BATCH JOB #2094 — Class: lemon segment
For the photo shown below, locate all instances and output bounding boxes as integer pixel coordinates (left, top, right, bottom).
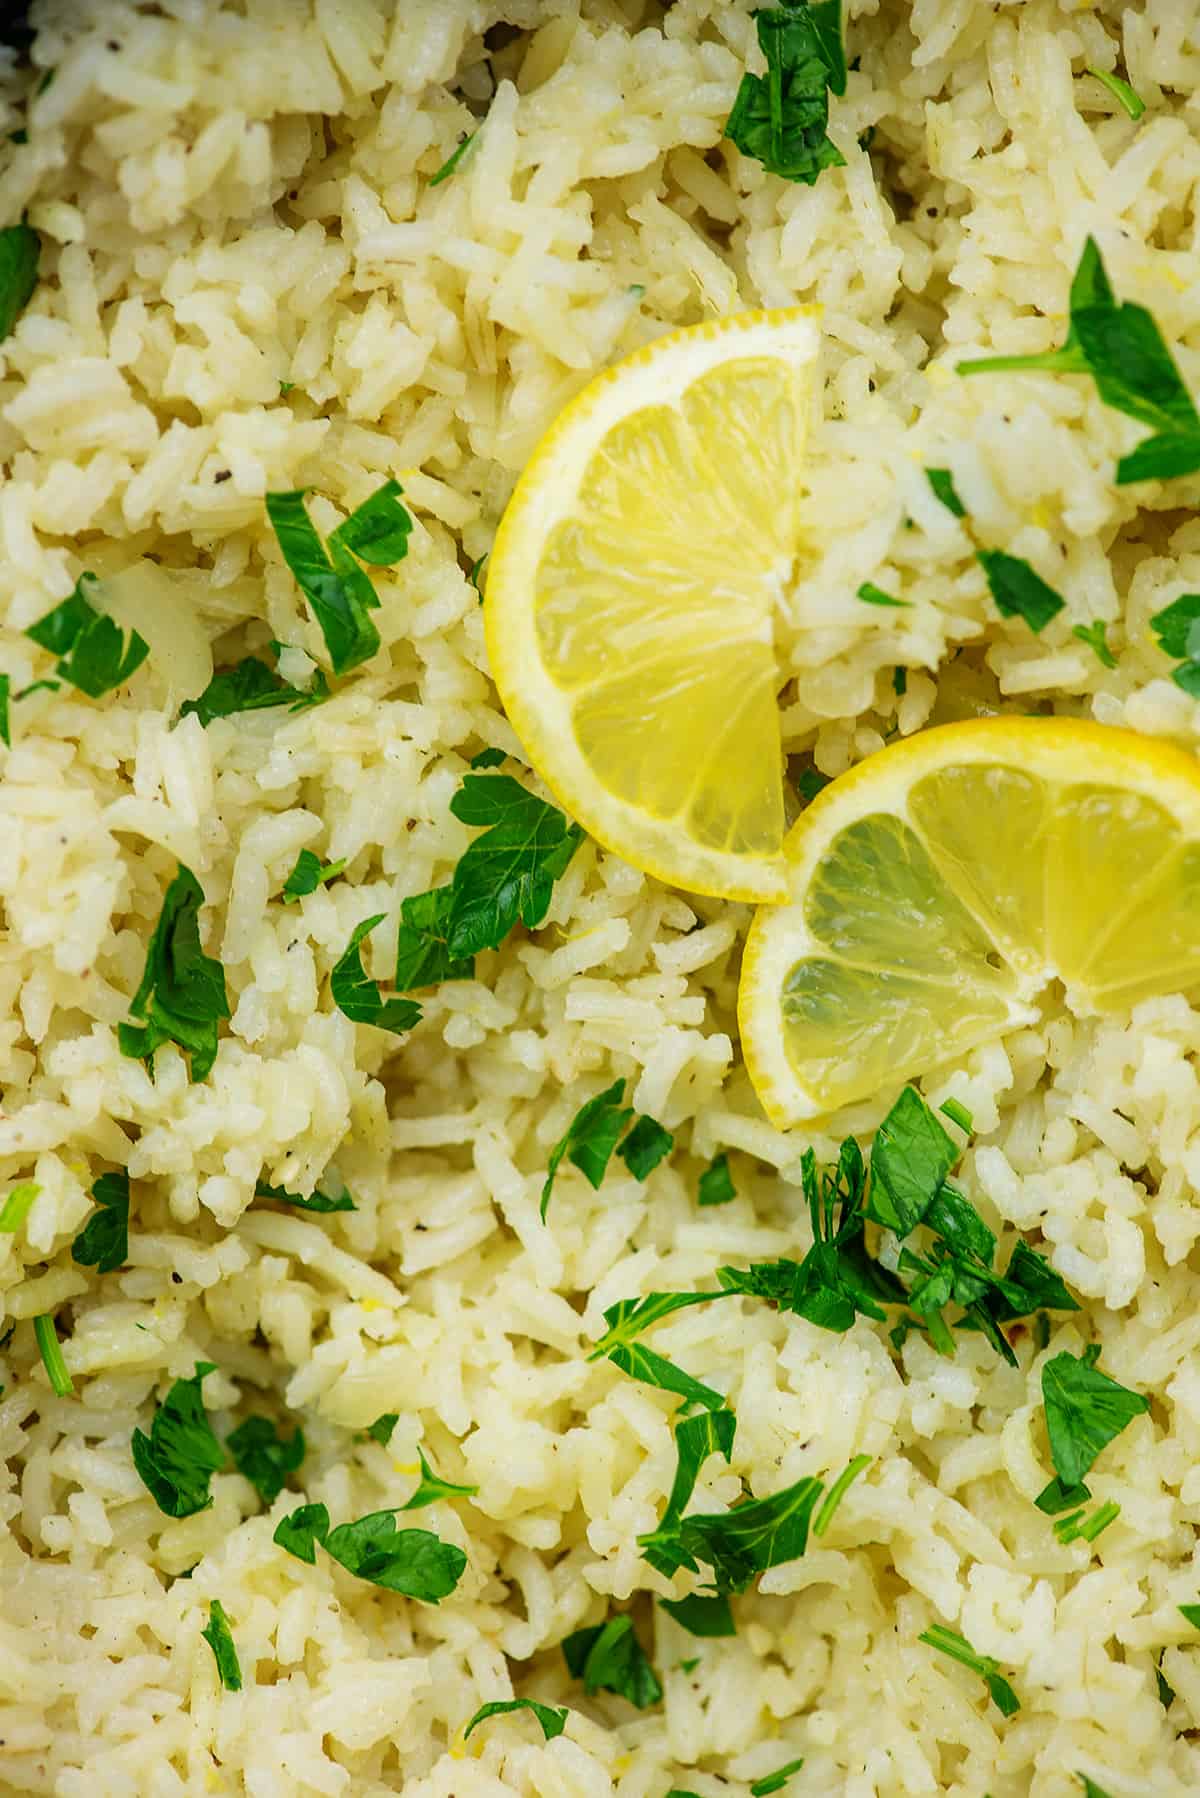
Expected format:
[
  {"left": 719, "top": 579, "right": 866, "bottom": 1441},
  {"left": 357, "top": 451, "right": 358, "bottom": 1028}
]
[
  {"left": 739, "top": 718, "right": 1200, "bottom": 1124},
  {"left": 485, "top": 310, "right": 823, "bottom": 901}
]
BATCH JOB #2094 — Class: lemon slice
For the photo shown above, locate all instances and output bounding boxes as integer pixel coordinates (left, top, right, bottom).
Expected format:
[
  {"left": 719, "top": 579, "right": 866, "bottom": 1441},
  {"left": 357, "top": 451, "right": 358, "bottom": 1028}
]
[
  {"left": 739, "top": 718, "right": 1200, "bottom": 1123},
  {"left": 484, "top": 309, "right": 822, "bottom": 902}
]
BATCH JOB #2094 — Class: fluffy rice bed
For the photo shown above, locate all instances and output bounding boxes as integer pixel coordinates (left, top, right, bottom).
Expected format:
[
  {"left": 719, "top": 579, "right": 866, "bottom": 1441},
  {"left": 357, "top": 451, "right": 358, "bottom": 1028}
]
[{"left": 2, "top": 2, "right": 1200, "bottom": 1795}]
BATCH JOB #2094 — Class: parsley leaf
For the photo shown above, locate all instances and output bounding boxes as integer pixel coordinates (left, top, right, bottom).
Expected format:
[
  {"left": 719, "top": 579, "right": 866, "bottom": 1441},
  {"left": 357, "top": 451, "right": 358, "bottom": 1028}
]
[
  {"left": 394, "top": 886, "right": 474, "bottom": 990},
  {"left": 542, "top": 1078, "right": 633, "bottom": 1219},
  {"left": 812, "top": 1453, "right": 871, "bottom": 1535},
  {"left": 0, "top": 221, "right": 39, "bottom": 338},
  {"left": 118, "top": 865, "right": 230, "bottom": 1083},
  {"left": 725, "top": 1, "right": 847, "bottom": 186},
  {"left": 659, "top": 1592, "right": 736, "bottom": 1637},
  {"left": 0, "top": 673, "right": 9, "bottom": 748},
  {"left": 1041, "top": 1345, "right": 1149, "bottom": 1487},
  {"left": 959, "top": 236, "right": 1200, "bottom": 485},
  {"left": 1087, "top": 67, "right": 1145, "bottom": 120},
  {"left": 26, "top": 574, "right": 149, "bottom": 697},
  {"left": 463, "top": 1699, "right": 567, "bottom": 1742},
  {"left": 255, "top": 1176, "right": 356, "bottom": 1213},
  {"left": 469, "top": 745, "right": 505, "bottom": 769},
  {"left": 1072, "top": 620, "right": 1116, "bottom": 668},
  {"left": 986, "top": 1240, "right": 1078, "bottom": 1322},
  {"left": 1179, "top": 1604, "right": 1200, "bottom": 1631},
  {"left": 562, "top": 1614, "right": 662, "bottom": 1709},
  {"left": 698, "top": 1151, "right": 736, "bottom": 1207},
  {"left": 1076, "top": 1780, "right": 1114, "bottom": 1798},
  {"left": 589, "top": 1292, "right": 731, "bottom": 1412},
  {"left": 366, "top": 1413, "right": 398, "bottom": 1446},
  {"left": 975, "top": 550, "right": 1065, "bottom": 634},
  {"left": 446, "top": 773, "right": 585, "bottom": 958},
  {"left": 34, "top": 1312, "right": 73, "bottom": 1396},
  {"left": 1149, "top": 593, "right": 1200, "bottom": 692},
  {"left": 430, "top": 128, "right": 480, "bottom": 186},
  {"left": 857, "top": 581, "right": 910, "bottom": 608},
  {"left": 926, "top": 467, "right": 967, "bottom": 518},
  {"left": 331, "top": 914, "right": 422, "bottom": 1036},
  {"left": 132, "top": 1362, "right": 225, "bottom": 1518},
  {"left": 266, "top": 482, "right": 412, "bottom": 675},
  {"left": 617, "top": 1115, "right": 674, "bottom": 1179},
  {"left": 227, "top": 1415, "right": 305, "bottom": 1506},
  {"left": 795, "top": 766, "right": 830, "bottom": 804},
  {"left": 280, "top": 849, "right": 346, "bottom": 903},
  {"left": 70, "top": 1170, "right": 130, "bottom": 1274},
  {"left": 677, "top": 1472, "right": 826, "bottom": 1594},
  {"left": 180, "top": 655, "right": 328, "bottom": 728},
  {"left": 401, "top": 1447, "right": 478, "bottom": 1510},
  {"left": 273, "top": 1501, "right": 466, "bottom": 1601},
  {"left": 751, "top": 1760, "right": 806, "bottom": 1797},
  {"left": 1055, "top": 1499, "right": 1119, "bottom": 1545},
  {"left": 867, "top": 1086, "right": 958, "bottom": 1236},
  {"left": 1035, "top": 1477, "right": 1092, "bottom": 1516},
  {"left": 920, "top": 1623, "right": 1020, "bottom": 1717},
  {"left": 201, "top": 1599, "right": 243, "bottom": 1691},
  {"left": 639, "top": 1409, "right": 737, "bottom": 1577},
  {"left": 0, "top": 1180, "right": 38, "bottom": 1233}
]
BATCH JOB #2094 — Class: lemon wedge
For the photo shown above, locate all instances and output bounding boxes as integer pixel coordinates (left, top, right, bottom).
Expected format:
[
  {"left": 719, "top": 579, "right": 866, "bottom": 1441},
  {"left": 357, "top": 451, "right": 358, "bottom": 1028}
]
[
  {"left": 484, "top": 309, "right": 822, "bottom": 902},
  {"left": 739, "top": 718, "right": 1200, "bottom": 1123}
]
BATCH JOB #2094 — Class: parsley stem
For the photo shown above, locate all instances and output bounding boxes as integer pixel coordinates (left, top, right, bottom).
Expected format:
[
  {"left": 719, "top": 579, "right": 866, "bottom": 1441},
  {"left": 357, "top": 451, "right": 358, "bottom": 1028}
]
[
  {"left": 34, "top": 1313, "right": 74, "bottom": 1396},
  {"left": 813, "top": 1454, "right": 872, "bottom": 1537}
]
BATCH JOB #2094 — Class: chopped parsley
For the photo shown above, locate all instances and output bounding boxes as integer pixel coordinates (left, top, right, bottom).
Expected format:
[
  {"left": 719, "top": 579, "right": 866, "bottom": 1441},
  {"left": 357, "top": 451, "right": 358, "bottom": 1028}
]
[
  {"left": 201, "top": 1599, "right": 243, "bottom": 1692},
  {"left": 676, "top": 1471, "right": 826, "bottom": 1594},
  {"left": 1072, "top": 620, "right": 1116, "bottom": 668},
  {"left": 265, "top": 480, "right": 412, "bottom": 675},
  {"left": 975, "top": 550, "right": 1065, "bottom": 634},
  {"left": 1040, "top": 1344, "right": 1148, "bottom": 1488},
  {"left": 812, "top": 1453, "right": 871, "bottom": 1536},
  {"left": 331, "top": 914, "right": 422, "bottom": 1036},
  {"left": 959, "top": 236, "right": 1200, "bottom": 485},
  {"left": 430, "top": 128, "right": 480, "bottom": 186},
  {"left": 893, "top": 666, "right": 908, "bottom": 697},
  {"left": 939, "top": 1097, "right": 972, "bottom": 1133},
  {"left": 0, "top": 1180, "right": 38, "bottom": 1234},
  {"left": 561, "top": 1613, "right": 662, "bottom": 1709},
  {"left": 541, "top": 1078, "right": 632, "bottom": 1218},
  {"left": 34, "top": 1312, "right": 73, "bottom": 1397},
  {"left": 639, "top": 1409, "right": 737, "bottom": 1578},
  {"left": 0, "top": 673, "right": 8, "bottom": 747},
  {"left": 445, "top": 773, "right": 585, "bottom": 957},
  {"left": 1179, "top": 1604, "right": 1200, "bottom": 1630},
  {"left": 227, "top": 1415, "right": 306, "bottom": 1506},
  {"left": 588, "top": 1290, "right": 733, "bottom": 1412},
  {"left": 468, "top": 553, "right": 488, "bottom": 601},
  {"left": 400, "top": 1447, "right": 478, "bottom": 1510},
  {"left": 366, "top": 1413, "right": 398, "bottom": 1446},
  {"left": 750, "top": 1760, "right": 806, "bottom": 1796},
  {"left": 0, "top": 220, "right": 39, "bottom": 339},
  {"left": 254, "top": 1176, "right": 356, "bottom": 1213},
  {"left": 180, "top": 655, "right": 328, "bottom": 728},
  {"left": 921, "top": 1624, "right": 1020, "bottom": 1716},
  {"left": 1054, "top": 1500, "right": 1120, "bottom": 1546},
  {"left": 856, "top": 581, "right": 910, "bottom": 608},
  {"left": 463, "top": 1698, "right": 567, "bottom": 1742},
  {"left": 794, "top": 766, "right": 830, "bottom": 804},
  {"left": 1086, "top": 67, "right": 1145, "bottom": 121},
  {"left": 725, "top": 0, "right": 847, "bottom": 186},
  {"left": 698, "top": 1152, "right": 737, "bottom": 1207},
  {"left": 273, "top": 1502, "right": 466, "bottom": 1602},
  {"left": 469, "top": 745, "right": 505, "bottom": 769},
  {"left": 1076, "top": 1778, "right": 1113, "bottom": 1798},
  {"left": 394, "top": 886, "right": 475, "bottom": 990},
  {"left": 118, "top": 865, "right": 230, "bottom": 1083},
  {"left": 280, "top": 849, "right": 346, "bottom": 903},
  {"left": 867, "top": 1086, "right": 957, "bottom": 1235},
  {"left": 925, "top": 467, "right": 967, "bottom": 517},
  {"left": 659, "top": 1592, "right": 736, "bottom": 1638},
  {"left": 1149, "top": 593, "right": 1200, "bottom": 693},
  {"left": 617, "top": 1115, "right": 674, "bottom": 1179},
  {"left": 26, "top": 574, "right": 149, "bottom": 697},
  {"left": 70, "top": 1170, "right": 130, "bottom": 1274},
  {"left": 132, "top": 1362, "right": 225, "bottom": 1517}
]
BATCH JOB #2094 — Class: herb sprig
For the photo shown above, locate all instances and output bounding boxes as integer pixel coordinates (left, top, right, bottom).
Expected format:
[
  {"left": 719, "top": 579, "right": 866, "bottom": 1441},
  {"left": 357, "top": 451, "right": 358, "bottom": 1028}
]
[
  {"left": 132, "top": 1362, "right": 225, "bottom": 1518},
  {"left": 266, "top": 480, "right": 412, "bottom": 675},
  {"left": 725, "top": 1, "right": 847, "bottom": 186},
  {"left": 118, "top": 865, "right": 230, "bottom": 1083},
  {"left": 26, "top": 574, "right": 149, "bottom": 697},
  {"left": 273, "top": 1501, "right": 466, "bottom": 1602}
]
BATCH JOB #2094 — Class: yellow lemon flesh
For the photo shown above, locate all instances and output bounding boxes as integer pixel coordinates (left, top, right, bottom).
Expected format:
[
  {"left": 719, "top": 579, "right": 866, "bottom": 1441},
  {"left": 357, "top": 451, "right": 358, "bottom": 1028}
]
[
  {"left": 739, "top": 718, "right": 1200, "bottom": 1124},
  {"left": 484, "top": 310, "right": 822, "bottom": 902}
]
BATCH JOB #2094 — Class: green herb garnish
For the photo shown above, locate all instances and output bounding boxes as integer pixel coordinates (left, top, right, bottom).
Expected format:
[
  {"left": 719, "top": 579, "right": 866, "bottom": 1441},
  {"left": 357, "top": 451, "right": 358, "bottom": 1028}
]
[
  {"left": 926, "top": 467, "right": 967, "bottom": 517},
  {"left": 227, "top": 1415, "right": 305, "bottom": 1506},
  {"left": 26, "top": 574, "right": 149, "bottom": 697},
  {"left": 331, "top": 914, "right": 422, "bottom": 1036},
  {"left": 430, "top": 128, "right": 480, "bottom": 186},
  {"left": 1076, "top": 1777, "right": 1114, "bottom": 1798},
  {"left": 676, "top": 1471, "right": 825, "bottom": 1594},
  {"left": 1055, "top": 1500, "right": 1119, "bottom": 1545},
  {"left": 463, "top": 1698, "right": 567, "bottom": 1742},
  {"left": 812, "top": 1453, "right": 871, "bottom": 1535},
  {"left": 1179, "top": 1604, "right": 1200, "bottom": 1630},
  {"left": 617, "top": 1115, "right": 674, "bottom": 1179},
  {"left": 975, "top": 550, "right": 1064, "bottom": 634},
  {"left": 1071, "top": 621, "right": 1116, "bottom": 668},
  {"left": 697, "top": 1151, "right": 736, "bottom": 1207},
  {"left": 70, "top": 1170, "right": 129, "bottom": 1273},
  {"left": 401, "top": 1447, "right": 478, "bottom": 1510},
  {"left": 919, "top": 1623, "right": 1020, "bottom": 1716},
  {"left": 1086, "top": 67, "right": 1145, "bottom": 120},
  {"left": 118, "top": 865, "right": 230, "bottom": 1083},
  {"left": 281, "top": 849, "right": 346, "bottom": 903},
  {"left": 542, "top": 1078, "right": 633, "bottom": 1218},
  {"left": 725, "top": 1, "right": 847, "bottom": 186},
  {"left": 867, "top": 1085, "right": 957, "bottom": 1235},
  {"left": 751, "top": 1760, "right": 806, "bottom": 1796},
  {"left": 659, "top": 1592, "right": 736, "bottom": 1637},
  {"left": 180, "top": 655, "right": 328, "bottom": 728},
  {"left": 255, "top": 1176, "right": 356, "bottom": 1213},
  {"left": 856, "top": 581, "right": 910, "bottom": 608},
  {"left": 201, "top": 1599, "right": 243, "bottom": 1691},
  {"left": 638, "top": 1409, "right": 737, "bottom": 1577},
  {"left": 959, "top": 237, "right": 1200, "bottom": 485},
  {"left": 1041, "top": 1345, "right": 1148, "bottom": 1487},
  {"left": 266, "top": 480, "right": 412, "bottom": 675},
  {"left": 366, "top": 1413, "right": 398, "bottom": 1446},
  {"left": 273, "top": 1501, "right": 466, "bottom": 1602},
  {"left": 446, "top": 773, "right": 585, "bottom": 957},
  {"left": 0, "top": 221, "right": 39, "bottom": 339},
  {"left": 1149, "top": 593, "right": 1200, "bottom": 692},
  {"left": 0, "top": 673, "right": 8, "bottom": 748},
  {"left": 132, "top": 1362, "right": 225, "bottom": 1517},
  {"left": 589, "top": 1291, "right": 731, "bottom": 1412},
  {"left": 394, "top": 886, "right": 475, "bottom": 991},
  {"left": 794, "top": 766, "right": 830, "bottom": 804},
  {"left": 561, "top": 1614, "right": 662, "bottom": 1709},
  {"left": 0, "top": 1180, "right": 38, "bottom": 1234},
  {"left": 34, "top": 1312, "right": 73, "bottom": 1396}
]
